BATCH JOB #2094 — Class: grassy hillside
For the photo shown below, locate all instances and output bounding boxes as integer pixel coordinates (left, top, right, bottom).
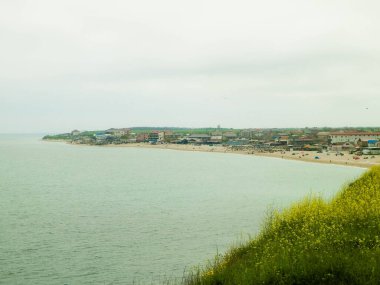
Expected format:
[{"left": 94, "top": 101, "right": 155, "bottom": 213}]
[{"left": 186, "top": 166, "right": 380, "bottom": 285}]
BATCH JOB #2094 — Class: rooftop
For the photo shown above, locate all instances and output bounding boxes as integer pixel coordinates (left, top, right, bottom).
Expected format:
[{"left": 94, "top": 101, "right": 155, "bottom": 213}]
[{"left": 330, "top": 132, "right": 380, "bottom": 136}]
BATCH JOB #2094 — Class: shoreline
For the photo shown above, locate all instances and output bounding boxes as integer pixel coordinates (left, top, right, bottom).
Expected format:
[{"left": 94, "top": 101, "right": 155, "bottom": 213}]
[{"left": 58, "top": 141, "right": 380, "bottom": 169}]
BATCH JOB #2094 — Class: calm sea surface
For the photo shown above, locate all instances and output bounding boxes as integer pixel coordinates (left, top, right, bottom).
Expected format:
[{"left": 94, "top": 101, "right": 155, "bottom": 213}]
[{"left": 0, "top": 135, "right": 365, "bottom": 284}]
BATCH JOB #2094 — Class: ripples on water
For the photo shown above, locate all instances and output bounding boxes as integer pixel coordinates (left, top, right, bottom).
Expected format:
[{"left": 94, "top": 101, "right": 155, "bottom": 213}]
[{"left": 0, "top": 135, "right": 365, "bottom": 284}]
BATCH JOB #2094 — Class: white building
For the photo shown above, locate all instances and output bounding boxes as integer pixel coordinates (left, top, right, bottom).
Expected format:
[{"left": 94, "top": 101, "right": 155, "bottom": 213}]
[
  {"left": 158, "top": 132, "right": 165, "bottom": 142},
  {"left": 329, "top": 132, "right": 380, "bottom": 144}
]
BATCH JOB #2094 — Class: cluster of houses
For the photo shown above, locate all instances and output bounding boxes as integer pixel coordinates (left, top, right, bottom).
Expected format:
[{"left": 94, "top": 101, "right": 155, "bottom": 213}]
[
  {"left": 328, "top": 132, "right": 380, "bottom": 155},
  {"left": 69, "top": 128, "right": 380, "bottom": 155}
]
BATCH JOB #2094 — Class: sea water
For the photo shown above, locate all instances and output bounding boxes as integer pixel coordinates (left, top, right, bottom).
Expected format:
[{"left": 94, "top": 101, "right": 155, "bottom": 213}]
[{"left": 0, "top": 135, "right": 365, "bottom": 284}]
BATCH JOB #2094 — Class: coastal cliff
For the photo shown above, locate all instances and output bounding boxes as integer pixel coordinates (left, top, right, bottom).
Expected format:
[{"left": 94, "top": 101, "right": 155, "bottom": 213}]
[{"left": 186, "top": 166, "right": 380, "bottom": 284}]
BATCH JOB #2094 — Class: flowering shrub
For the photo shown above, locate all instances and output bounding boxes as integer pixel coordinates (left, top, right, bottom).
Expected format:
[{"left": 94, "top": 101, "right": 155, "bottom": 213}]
[{"left": 186, "top": 166, "right": 380, "bottom": 284}]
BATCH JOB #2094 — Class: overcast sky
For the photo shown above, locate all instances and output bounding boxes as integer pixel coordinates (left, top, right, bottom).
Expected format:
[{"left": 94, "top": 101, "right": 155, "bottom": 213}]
[{"left": 1, "top": 0, "right": 379, "bottom": 133}]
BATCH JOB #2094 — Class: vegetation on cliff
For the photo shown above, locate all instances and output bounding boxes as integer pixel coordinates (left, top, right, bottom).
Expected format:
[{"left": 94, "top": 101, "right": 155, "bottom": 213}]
[{"left": 186, "top": 166, "right": 380, "bottom": 284}]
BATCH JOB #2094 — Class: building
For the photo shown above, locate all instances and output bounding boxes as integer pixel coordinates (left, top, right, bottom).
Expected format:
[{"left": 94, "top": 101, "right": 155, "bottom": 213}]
[
  {"left": 222, "top": 132, "right": 237, "bottom": 141},
  {"left": 71, "top": 130, "right": 80, "bottom": 136},
  {"left": 329, "top": 132, "right": 380, "bottom": 144},
  {"left": 363, "top": 147, "right": 380, "bottom": 155},
  {"left": 277, "top": 135, "right": 289, "bottom": 145},
  {"left": 209, "top": 135, "right": 222, "bottom": 144},
  {"left": 158, "top": 132, "right": 165, "bottom": 142},
  {"left": 240, "top": 129, "right": 256, "bottom": 139},
  {"left": 226, "top": 138, "right": 250, "bottom": 146},
  {"left": 163, "top": 131, "right": 181, "bottom": 143},
  {"left": 148, "top": 131, "right": 160, "bottom": 142},
  {"left": 368, "top": 140, "right": 379, "bottom": 147},
  {"left": 330, "top": 142, "right": 355, "bottom": 152},
  {"left": 94, "top": 133, "right": 112, "bottom": 143},
  {"left": 187, "top": 134, "right": 211, "bottom": 143},
  {"left": 316, "top": 132, "right": 330, "bottom": 144},
  {"left": 136, "top": 133, "right": 149, "bottom": 143},
  {"left": 290, "top": 138, "right": 318, "bottom": 149}
]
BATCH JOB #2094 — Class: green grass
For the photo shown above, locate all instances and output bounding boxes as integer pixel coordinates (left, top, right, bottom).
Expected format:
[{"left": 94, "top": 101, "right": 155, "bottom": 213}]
[
  {"left": 42, "top": 133, "right": 71, "bottom": 140},
  {"left": 185, "top": 166, "right": 380, "bottom": 285}
]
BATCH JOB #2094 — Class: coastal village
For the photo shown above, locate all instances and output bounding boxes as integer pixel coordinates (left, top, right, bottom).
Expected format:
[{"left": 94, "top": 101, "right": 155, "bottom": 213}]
[{"left": 44, "top": 127, "right": 380, "bottom": 159}]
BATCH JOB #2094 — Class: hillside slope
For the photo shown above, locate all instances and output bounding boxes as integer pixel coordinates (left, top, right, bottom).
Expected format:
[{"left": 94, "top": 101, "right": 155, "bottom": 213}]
[{"left": 186, "top": 166, "right": 380, "bottom": 285}]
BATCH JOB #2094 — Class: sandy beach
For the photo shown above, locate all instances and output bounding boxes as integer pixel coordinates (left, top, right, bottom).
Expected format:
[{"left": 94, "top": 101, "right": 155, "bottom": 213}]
[{"left": 104, "top": 143, "right": 380, "bottom": 169}]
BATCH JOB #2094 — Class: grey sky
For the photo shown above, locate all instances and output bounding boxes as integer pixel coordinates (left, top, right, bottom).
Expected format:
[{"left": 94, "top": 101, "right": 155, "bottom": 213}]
[{"left": 1, "top": 0, "right": 379, "bottom": 133}]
